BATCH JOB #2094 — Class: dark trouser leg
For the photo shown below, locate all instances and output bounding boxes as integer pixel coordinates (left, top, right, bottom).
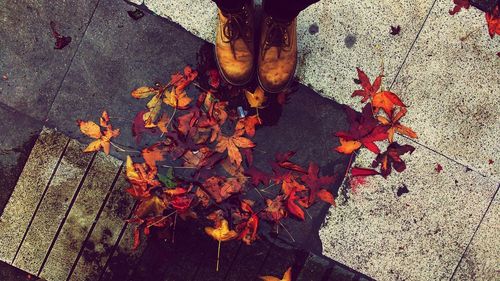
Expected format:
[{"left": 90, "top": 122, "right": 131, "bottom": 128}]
[
  {"left": 211, "top": 0, "right": 248, "bottom": 13},
  {"left": 263, "top": 0, "right": 320, "bottom": 21}
]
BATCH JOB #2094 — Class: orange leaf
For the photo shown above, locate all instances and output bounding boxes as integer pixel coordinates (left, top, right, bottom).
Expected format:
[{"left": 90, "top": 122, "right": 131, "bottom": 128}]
[
  {"left": 135, "top": 195, "right": 167, "bottom": 218},
  {"left": 335, "top": 138, "right": 362, "bottom": 154},
  {"left": 316, "top": 189, "right": 336, "bottom": 206},
  {"left": 372, "top": 91, "right": 406, "bottom": 115},
  {"left": 83, "top": 139, "right": 102, "bottom": 153},
  {"left": 260, "top": 267, "right": 292, "bottom": 281},
  {"left": 163, "top": 87, "right": 192, "bottom": 109}
]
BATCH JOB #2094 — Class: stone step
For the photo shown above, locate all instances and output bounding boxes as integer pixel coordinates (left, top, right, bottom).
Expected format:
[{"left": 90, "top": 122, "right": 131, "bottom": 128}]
[{"left": 0, "top": 127, "right": 135, "bottom": 281}]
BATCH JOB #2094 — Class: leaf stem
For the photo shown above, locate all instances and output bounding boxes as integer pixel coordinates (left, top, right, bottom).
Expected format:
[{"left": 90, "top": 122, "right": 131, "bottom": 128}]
[
  {"left": 110, "top": 142, "right": 141, "bottom": 153},
  {"left": 279, "top": 221, "right": 296, "bottom": 242}
]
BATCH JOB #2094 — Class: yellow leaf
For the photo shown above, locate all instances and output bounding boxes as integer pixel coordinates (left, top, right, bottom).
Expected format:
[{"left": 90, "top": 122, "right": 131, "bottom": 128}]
[
  {"left": 126, "top": 155, "right": 140, "bottom": 180},
  {"left": 260, "top": 267, "right": 292, "bottom": 281},
  {"left": 245, "top": 86, "right": 267, "bottom": 108},
  {"left": 131, "top": 86, "right": 157, "bottom": 99},
  {"left": 83, "top": 139, "right": 102, "bottom": 153},
  {"left": 78, "top": 120, "right": 102, "bottom": 139},
  {"left": 204, "top": 219, "right": 238, "bottom": 242}
]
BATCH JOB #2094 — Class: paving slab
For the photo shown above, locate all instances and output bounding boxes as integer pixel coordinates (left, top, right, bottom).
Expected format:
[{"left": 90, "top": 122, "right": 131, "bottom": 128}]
[
  {"left": 45, "top": 0, "right": 204, "bottom": 152},
  {"left": 451, "top": 189, "right": 499, "bottom": 281},
  {"left": 319, "top": 142, "right": 498, "bottom": 281},
  {"left": 390, "top": 1, "right": 500, "bottom": 178},
  {"left": 127, "top": 0, "right": 435, "bottom": 108},
  {"left": 12, "top": 139, "right": 94, "bottom": 275},
  {"left": 39, "top": 152, "right": 122, "bottom": 281},
  {"left": 0, "top": 104, "right": 43, "bottom": 216},
  {"left": 0, "top": 0, "right": 99, "bottom": 120},
  {"left": 0, "top": 127, "right": 68, "bottom": 263}
]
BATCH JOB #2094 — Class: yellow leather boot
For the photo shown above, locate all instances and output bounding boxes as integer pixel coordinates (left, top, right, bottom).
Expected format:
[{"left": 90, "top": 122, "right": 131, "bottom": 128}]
[
  {"left": 257, "top": 15, "right": 297, "bottom": 93},
  {"left": 215, "top": 3, "right": 255, "bottom": 86}
]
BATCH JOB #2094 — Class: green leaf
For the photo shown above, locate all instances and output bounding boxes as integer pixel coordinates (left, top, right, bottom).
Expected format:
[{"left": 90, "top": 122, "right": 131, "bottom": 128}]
[{"left": 158, "top": 167, "right": 176, "bottom": 188}]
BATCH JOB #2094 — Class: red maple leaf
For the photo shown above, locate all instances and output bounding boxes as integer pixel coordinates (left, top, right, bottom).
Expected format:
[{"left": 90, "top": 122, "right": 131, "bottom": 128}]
[
  {"left": 485, "top": 5, "right": 500, "bottom": 38},
  {"left": 449, "top": 0, "right": 470, "bottom": 15},
  {"left": 335, "top": 104, "right": 389, "bottom": 154},
  {"left": 301, "top": 162, "right": 336, "bottom": 206},
  {"left": 351, "top": 68, "right": 383, "bottom": 103},
  {"left": 372, "top": 142, "right": 415, "bottom": 178}
]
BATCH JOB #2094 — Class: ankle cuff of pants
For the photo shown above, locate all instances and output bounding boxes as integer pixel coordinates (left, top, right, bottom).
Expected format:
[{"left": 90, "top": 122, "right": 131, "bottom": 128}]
[
  {"left": 262, "top": 4, "right": 298, "bottom": 22},
  {"left": 216, "top": 0, "right": 248, "bottom": 14}
]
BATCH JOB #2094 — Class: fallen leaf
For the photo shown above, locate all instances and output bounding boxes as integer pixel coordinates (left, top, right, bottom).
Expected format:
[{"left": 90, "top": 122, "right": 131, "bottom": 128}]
[
  {"left": 205, "top": 219, "right": 238, "bottom": 242},
  {"left": 163, "top": 87, "right": 192, "bottom": 109},
  {"left": 372, "top": 91, "right": 406, "bottom": 116},
  {"left": 245, "top": 86, "right": 267, "bottom": 108},
  {"left": 351, "top": 68, "right": 383, "bottom": 103},
  {"left": 335, "top": 104, "right": 388, "bottom": 154},
  {"left": 372, "top": 142, "right": 415, "bottom": 178},
  {"left": 449, "top": 0, "right": 470, "bottom": 15},
  {"left": 215, "top": 130, "right": 255, "bottom": 167},
  {"left": 301, "top": 162, "right": 336, "bottom": 206},
  {"left": 351, "top": 167, "right": 379, "bottom": 177},
  {"left": 77, "top": 111, "right": 119, "bottom": 155},
  {"left": 435, "top": 163, "right": 443, "bottom": 173},
  {"left": 260, "top": 267, "right": 292, "bottom": 281},
  {"left": 390, "top": 25, "right": 401, "bottom": 35},
  {"left": 260, "top": 195, "right": 287, "bottom": 223},
  {"left": 485, "top": 6, "right": 500, "bottom": 38},
  {"left": 377, "top": 107, "right": 417, "bottom": 142}
]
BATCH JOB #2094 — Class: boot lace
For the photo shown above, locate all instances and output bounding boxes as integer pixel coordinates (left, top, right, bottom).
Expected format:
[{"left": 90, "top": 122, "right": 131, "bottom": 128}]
[
  {"left": 262, "top": 17, "right": 292, "bottom": 59},
  {"left": 221, "top": 7, "right": 251, "bottom": 59}
]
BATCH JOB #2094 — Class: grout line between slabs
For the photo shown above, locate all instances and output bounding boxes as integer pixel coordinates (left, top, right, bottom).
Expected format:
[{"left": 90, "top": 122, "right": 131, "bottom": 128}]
[
  {"left": 388, "top": 0, "right": 438, "bottom": 90},
  {"left": 37, "top": 152, "right": 97, "bottom": 276},
  {"left": 448, "top": 183, "right": 499, "bottom": 280},
  {"left": 43, "top": 0, "right": 101, "bottom": 122}
]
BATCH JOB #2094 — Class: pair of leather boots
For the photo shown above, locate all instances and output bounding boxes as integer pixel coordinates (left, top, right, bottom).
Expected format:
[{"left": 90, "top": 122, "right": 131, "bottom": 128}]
[{"left": 215, "top": 3, "right": 297, "bottom": 93}]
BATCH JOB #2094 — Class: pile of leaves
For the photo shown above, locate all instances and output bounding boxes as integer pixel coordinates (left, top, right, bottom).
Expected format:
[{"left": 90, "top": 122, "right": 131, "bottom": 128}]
[
  {"left": 77, "top": 53, "right": 417, "bottom": 271},
  {"left": 334, "top": 68, "right": 417, "bottom": 179},
  {"left": 450, "top": 0, "right": 500, "bottom": 39}
]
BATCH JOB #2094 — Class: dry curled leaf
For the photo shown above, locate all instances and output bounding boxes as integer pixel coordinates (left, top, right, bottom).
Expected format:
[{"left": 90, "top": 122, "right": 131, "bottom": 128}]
[
  {"left": 245, "top": 86, "right": 267, "bottom": 108},
  {"left": 204, "top": 219, "right": 238, "bottom": 242}
]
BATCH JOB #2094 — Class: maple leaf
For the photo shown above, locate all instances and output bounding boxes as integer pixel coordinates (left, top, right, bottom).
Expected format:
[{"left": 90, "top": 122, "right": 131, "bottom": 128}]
[
  {"left": 260, "top": 195, "right": 287, "bottom": 223},
  {"left": 372, "top": 142, "right": 415, "bottom": 178},
  {"left": 351, "top": 68, "right": 383, "bottom": 103},
  {"left": 275, "top": 151, "right": 307, "bottom": 174},
  {"left": 335, "top": 138, "right": 362, "bottom": 154},
  {"left": 435, "top": 163, "right": 443, "bottom": 173},
  {"left": 390, "top": 25, "right": 401, "bottom": 35},
  {"left": 141, "top": 143, "right": 167, "bottom": 171},
  {"left": 125, "top": 156, "right": 160, "bottom": 198},
  {"left": 215, "top": 129, "right": 255, "bottom": 167},
  {"left": 135, "top": 195, "right": 167, "bottom": 218},
  {"left": 449, "top": 0, "right": 470, "bottom": 15},
  {"left": 281, "top": 177, "right": 307, "bottom": 220},
  {"left": 260, "top": 267, "right": 292, "bottom": 281},
  {"left": 245, "top": 86, "right": 267, "bottom": 108},
  {"left": 235, "top": 115, "right": 261, "bottom": 137},
  {"left": 377, "top": 107, "right": 417, "bottom": 142},
  {"left": 301, "top": 162, "right": 336, "bottom": 206},
  {"left": 335, "top": 104, "right": 388, "bottom": 154},
  {"left": 485, "top": 6, "right": 500, "bottom": 38},
  {"left": 202, "top": 176, "right": 243, "bottom": 203},
  {"left": 131, "top": 86, "right": 158, "bottom": 99},
  {"left": 235, "top": 201, "right": 259, "bottom": 245},
  {"left": 372, "top": 91, "right": 406, "bottom": 116},
  {"left": 245, "top": 166, "right": 272, "bottom": 186},
  {"left": 205, "top": 219, "right": 238, "bottom": 242},
  {"left": 77, "top": 111, "right": 120, "bottom": 155}
]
